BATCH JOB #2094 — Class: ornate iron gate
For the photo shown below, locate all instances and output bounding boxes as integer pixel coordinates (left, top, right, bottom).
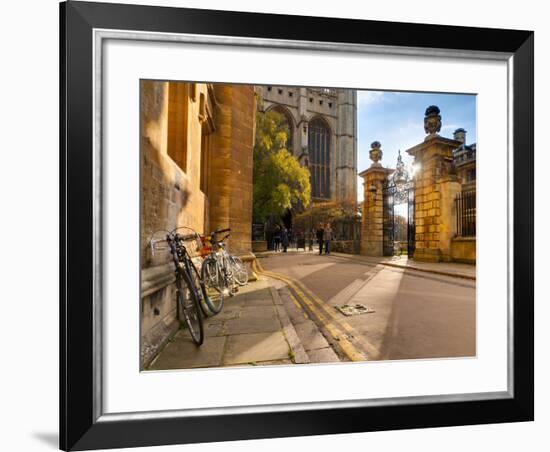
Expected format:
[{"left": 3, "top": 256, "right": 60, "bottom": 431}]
[{"left": 382, "top": 152, "right": 415, "bottom": 258}]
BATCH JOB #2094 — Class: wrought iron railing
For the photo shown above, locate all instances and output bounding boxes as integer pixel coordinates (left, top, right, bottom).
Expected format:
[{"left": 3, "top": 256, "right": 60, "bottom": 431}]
[{"left": 455, "top": 190, "right": 476, "bottom": 237}]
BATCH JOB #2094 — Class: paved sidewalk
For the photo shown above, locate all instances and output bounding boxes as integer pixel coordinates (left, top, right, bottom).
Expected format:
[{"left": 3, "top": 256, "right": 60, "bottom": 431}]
[
  {"left": 148, "top": 278, "right": 312, "bottom": 370},
  {"left": 332, "top": 253, "right": 476, "bottom": 280}
]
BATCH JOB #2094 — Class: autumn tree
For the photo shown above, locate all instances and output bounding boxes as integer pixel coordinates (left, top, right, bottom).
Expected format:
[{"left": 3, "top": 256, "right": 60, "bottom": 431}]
[{"left": 253, "top": 109, "right": 311, "bottom": 222}]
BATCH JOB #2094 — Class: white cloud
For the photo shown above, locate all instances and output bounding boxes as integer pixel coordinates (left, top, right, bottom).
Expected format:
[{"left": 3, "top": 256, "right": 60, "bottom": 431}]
[
  {"left": 441, "top": 123, "right": 460, "bottom": 131},
  {"left": 357, "top": 91, "right": 385, "bottom": 107}
]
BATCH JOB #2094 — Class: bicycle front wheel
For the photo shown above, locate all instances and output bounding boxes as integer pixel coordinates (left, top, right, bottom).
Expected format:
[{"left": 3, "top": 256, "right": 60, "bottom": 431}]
[
  {"left": 201, "top": 256, "right": 225, "bottom": 314},
  {"left": 177, "top": 272, "right": 204, "bottom": 346}
]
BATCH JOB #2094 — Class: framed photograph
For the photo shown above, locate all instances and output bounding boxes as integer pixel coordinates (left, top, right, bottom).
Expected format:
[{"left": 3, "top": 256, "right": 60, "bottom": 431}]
[{"left": 60, "top": 1, "right": 533, "bottom": 450}]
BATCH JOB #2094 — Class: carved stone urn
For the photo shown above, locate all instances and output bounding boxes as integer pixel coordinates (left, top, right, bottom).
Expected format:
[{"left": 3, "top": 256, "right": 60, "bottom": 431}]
[
  {"left": 369, "top": 141, "right": 383, "bottom": 167},
  {"left": 424, "top": 105, "right": 442, "bottom": 138}
]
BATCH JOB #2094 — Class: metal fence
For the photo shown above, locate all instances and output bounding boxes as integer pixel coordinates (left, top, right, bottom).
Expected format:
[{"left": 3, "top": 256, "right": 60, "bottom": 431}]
[{"left": 455, "top": 190, "right": 476, "bottom": 237}]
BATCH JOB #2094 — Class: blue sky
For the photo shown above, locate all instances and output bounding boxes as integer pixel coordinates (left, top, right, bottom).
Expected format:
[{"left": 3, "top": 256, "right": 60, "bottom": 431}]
[{"left": 356, "top": 90, "right": 477, "bottom": 201}]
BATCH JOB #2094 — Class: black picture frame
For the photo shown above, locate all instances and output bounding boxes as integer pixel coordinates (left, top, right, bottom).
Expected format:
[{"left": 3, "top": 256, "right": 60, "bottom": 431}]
[{"left": 60, "top": 1, "right": 534, "bottom": 450}]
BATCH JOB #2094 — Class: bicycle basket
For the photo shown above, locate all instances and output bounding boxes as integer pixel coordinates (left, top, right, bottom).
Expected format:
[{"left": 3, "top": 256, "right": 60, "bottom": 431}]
[{"left": 198, "top": 235, "right": 212, "bottom": 258}]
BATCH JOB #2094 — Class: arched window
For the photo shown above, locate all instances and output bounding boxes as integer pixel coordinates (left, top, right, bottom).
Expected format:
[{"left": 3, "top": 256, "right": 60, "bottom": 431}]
[
  {"left": 308, "top": 117, "right": 331, "bottom": 199},
  {"left": 271, "top": 106, "right": 294, "bottom": 152}
]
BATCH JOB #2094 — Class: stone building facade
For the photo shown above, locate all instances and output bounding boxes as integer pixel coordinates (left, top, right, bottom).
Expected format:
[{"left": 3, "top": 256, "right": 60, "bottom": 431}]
[
  {"left": 452, "top": 128, "right": 477, "bottom": 192},
  {"left": 450, "top": 128, "right": 477, "bottom": 262},
  {"left": 256, "top": 86, "right": 358, "bottom": 202},
  {"left": 140, "top": 81, "right": 256, "bottom": 367}
]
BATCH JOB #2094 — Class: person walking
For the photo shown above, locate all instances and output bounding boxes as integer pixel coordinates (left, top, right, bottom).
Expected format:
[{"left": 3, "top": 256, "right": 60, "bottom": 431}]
[
  {"left": 281, "top": 227, "right": 289, "bottom": 253},
  {"left": 323, "top": 223, "right": 333, "bottom": 255},
  {"left": 273, "top": 226, "right": 281, "bottom": 252},
  {"left": 306, "top": 228, "right": 314, "bottom": 251},
  {"left": 316, "top": 224, "right": 325, "bottom": 255}
]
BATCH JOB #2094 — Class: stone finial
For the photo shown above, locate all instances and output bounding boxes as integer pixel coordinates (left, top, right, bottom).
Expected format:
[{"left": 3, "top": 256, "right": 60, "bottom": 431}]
[
  {"left": 369, "top": 141, "right": 383, "bottom": 167},
  {"left": 392, "top": 150, "right": 409, "bottom": 186},
  {"left": 424, "top": 105, "right": 442, "bottom": 136}
]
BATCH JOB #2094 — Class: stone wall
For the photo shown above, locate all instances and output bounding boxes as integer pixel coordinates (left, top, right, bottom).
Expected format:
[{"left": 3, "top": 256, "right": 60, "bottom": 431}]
[
  {"left": 331, "top": 240, "right": 360, "bottom": 254},
  {"left": 141, "top": 81, "right": 208, "bottom": 268},
  {"left": 450, "top": 237, "right": 476, "bottom": 264},
  {"left": 140, "top": 81, "right": 256, "bottom": 368}
]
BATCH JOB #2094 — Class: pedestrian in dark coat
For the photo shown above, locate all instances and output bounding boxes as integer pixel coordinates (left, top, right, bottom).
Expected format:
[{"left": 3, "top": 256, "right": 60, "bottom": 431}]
[
  {"left": 273, "top": 226, "right": 281, "bottom": 252},
  {"left": 316, "top": 224, "right": 325, "bottom": 255},
  {"left": 281, "top": 228, "right": 289, "bottom": 252}
]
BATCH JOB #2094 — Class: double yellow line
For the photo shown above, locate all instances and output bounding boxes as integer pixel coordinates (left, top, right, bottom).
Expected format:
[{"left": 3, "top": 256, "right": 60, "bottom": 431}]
[{"left": 252, "top": 259, "right": 379, "bottom": 362}]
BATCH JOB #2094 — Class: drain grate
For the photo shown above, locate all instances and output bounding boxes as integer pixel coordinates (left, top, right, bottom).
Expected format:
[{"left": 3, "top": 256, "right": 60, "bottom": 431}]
[{"left": 336, "top": 304, "right": 375, "bottom": 316}]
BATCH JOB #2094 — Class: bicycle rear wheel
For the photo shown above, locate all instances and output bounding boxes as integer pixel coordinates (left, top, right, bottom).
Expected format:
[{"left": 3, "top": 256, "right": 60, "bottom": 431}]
[
  {"left": 177, "top": 271, "right": 204, "bottom": 346},
  {"left": 230, "top": 256, "right": 249, "bottom": 286},
  {"left": 201, "top": 256, "right": 225, "bottom": 314}
]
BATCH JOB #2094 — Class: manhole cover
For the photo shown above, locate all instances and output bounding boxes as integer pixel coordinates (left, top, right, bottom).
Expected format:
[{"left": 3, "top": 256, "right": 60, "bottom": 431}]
[{"left": 336, "top": 304, "right": 375, "bottom": 316}]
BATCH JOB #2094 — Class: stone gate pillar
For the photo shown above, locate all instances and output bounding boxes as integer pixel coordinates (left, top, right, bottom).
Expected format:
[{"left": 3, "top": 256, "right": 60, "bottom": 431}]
[
  {"left": 405, "top": 106, "right": 462, "bottom": 262},
  {"left": 359, "top": 142, "right": 393, "bottom": 256}
]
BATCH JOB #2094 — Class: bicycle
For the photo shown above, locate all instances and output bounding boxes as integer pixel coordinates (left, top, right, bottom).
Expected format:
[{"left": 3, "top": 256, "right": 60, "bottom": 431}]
[
  {"left": 212, "top": 230, "right": 248, "bottom": 287},
  {"left": 149, "top": 227, "right": 211, "bottom": 345},
  {"left": 201, "top": 228, "right": 249, "bottom": 313}
]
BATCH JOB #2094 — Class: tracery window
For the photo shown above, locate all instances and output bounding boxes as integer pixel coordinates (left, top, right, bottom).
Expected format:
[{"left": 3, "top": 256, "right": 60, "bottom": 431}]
[{"left": 308, "top": 117, "right": 331, "bottom": 199}]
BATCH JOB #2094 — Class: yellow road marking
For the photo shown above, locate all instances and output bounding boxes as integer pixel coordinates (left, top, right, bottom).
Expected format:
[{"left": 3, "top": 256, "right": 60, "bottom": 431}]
[
  {"left": 255, "top": 259, "right": 381, "bottom": 360},
  {"left": 254, "top": 260, "right": 368, "bottom": 361}
]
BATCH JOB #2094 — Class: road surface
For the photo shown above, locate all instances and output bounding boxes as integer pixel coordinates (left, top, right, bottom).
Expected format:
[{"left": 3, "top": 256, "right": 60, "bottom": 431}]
[{"left": 256, "top": 251, "right": 476, "bottom": 361}]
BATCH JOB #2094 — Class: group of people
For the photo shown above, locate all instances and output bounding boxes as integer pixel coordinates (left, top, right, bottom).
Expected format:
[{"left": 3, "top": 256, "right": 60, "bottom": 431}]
[
  {"left": 271, "top": 226, "right": 291, "bottom": 252},
  {"left": 315, "top": 223, "right": 333, "bottom": 255},
  {"left": 268, "top": 222, "right": 333, "bottom": 255}
]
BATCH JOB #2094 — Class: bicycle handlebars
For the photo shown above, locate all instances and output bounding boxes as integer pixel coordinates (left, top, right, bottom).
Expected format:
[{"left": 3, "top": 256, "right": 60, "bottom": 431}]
[
  {"left": 213, "top": 227, "right": 231, "bottom": 234},
  {"left": 175, "top": 233, "right": 199, "bottom": 242},
  {"left": 149, "top": 229, "right": 200, "bottom": 257},
  {"left": 149, "top": 226, "right": 230, "bottom": 257}
]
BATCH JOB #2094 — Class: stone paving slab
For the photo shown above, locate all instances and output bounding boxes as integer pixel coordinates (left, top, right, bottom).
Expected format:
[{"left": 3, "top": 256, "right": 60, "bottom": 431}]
[
  {"left": 307, "top": 347, "right": 340, "bottom": 363},
  {"left": 238, "top": 305, "right": 278, "bottom": 319},
  {"left": 256, "top": 359, "right": 293, "bottom": 366},
  {"left": 241, "top": 296, "right": 274, "bottom": 307},
  {"left": 223, "top": 332, "right": 290, "bottom": 365},
  {"left": 222, "top": 304, "right": 281, "bottom": 336},
  {"left": 293, "top": 320, "right": 330, "bottom": 352},
  {"left": 274, "top": 303, "right": 310, "bottom": 364},
  {"left": 224, "top": 314, "right": 281, "bottom": 335},
  {"left": 149, "top": 334, "right": 226, "bottom": 370},
  {"left": 203, "top": 321, "right": 225, "bottom": 337},
  {"left": 269, "top": 287, "right": 284, "bottom": 305}
]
